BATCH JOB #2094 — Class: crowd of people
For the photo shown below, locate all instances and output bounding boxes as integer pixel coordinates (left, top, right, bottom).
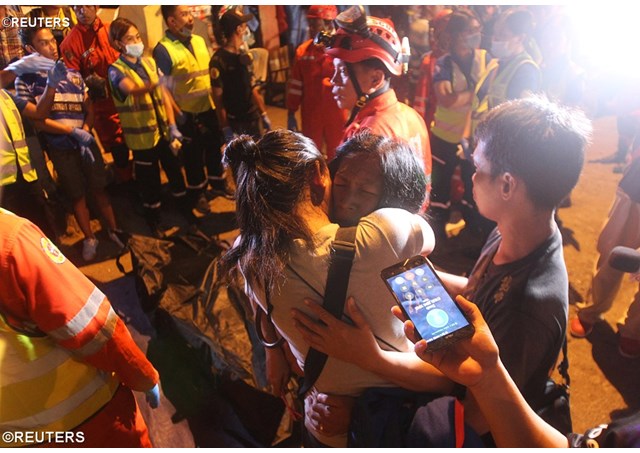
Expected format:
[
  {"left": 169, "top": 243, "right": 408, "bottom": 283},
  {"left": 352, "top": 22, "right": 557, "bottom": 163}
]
[{"left": 1, "top": 4, "right": 639, "bottom": 448}]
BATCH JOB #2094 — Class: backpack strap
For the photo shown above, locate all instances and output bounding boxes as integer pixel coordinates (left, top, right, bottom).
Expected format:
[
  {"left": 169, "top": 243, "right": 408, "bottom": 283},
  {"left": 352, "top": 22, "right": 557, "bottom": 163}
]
[{"left": 299, "top": 225, "right": 358, "bottom": 397}]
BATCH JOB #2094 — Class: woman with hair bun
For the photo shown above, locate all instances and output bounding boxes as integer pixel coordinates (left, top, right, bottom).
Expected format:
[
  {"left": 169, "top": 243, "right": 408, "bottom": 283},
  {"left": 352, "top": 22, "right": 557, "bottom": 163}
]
[{"left": 221, "top": 129, "right": 448, "bottom": 447}]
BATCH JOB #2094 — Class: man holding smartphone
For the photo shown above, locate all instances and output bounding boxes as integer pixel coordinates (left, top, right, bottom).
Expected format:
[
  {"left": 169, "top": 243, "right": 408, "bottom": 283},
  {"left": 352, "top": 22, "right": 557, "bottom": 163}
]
[{"left": 293, "top": 96, "right": 592, "bottom": 444}]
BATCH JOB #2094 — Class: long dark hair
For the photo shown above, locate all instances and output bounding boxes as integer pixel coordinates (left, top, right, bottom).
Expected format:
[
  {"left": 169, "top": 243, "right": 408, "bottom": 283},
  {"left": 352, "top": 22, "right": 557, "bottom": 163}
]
[
  {"left": 220, "top": 130, "right": 327, "bottom": 293},
  {"left": 329, "top": 131, "right": 427, "bottom": 214}
]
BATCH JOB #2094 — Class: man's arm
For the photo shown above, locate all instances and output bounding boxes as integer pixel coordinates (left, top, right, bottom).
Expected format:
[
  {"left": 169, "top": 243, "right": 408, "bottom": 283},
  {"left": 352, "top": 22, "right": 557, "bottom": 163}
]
[{"left": 403, "top": 296, "right": 568, "bottom": 448}]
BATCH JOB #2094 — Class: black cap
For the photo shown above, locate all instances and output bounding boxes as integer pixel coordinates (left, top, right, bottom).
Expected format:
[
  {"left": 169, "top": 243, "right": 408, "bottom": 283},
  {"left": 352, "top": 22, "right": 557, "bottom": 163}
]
[{"left": 219, "top": 5, "right": 254, "bottom": 31}]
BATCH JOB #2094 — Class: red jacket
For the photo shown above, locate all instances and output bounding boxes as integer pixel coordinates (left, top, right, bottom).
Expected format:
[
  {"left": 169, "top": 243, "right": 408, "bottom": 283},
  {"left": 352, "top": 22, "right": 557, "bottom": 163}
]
[
  {"left": 343, "top": 89, "right": 432, "bottom": 179},
  {"left": 0, "top": 210, "right": 158, "bottom": 392},
  {"left": 287, "top": 39, "right": 346, "bottom": 158}
]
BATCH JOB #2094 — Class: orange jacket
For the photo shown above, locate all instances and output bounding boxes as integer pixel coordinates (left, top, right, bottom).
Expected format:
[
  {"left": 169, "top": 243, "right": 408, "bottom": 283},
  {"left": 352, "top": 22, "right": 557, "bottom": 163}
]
[
  {"left": 343, "top": 89, "right": 432, "bottom": 180},
  {"left": 0, "top": 210, "right": 158, "bottom": 393},
  {"left": 287, "top": 39, "right": 346, "bottom": 157}
]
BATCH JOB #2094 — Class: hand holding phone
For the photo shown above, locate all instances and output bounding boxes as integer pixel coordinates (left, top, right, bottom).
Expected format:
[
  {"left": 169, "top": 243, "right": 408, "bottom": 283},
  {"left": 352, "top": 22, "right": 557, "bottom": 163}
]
[{"left": 382, "top": 255, "right": 474, "bottom": 351}]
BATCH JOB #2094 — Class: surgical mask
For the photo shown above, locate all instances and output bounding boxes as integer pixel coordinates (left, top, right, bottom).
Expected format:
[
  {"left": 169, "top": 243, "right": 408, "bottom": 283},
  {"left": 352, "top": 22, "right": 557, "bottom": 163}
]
[
  {"left": 125, "top": 42, "right": 144, "bottom": 59},
  {"left": 491, "top": 39, "right": 512, "bottom": 59},
  {"left": 179, "top": 26, "right": 192, "bottom": 38},
  {"left": 466, "top": 33, "right": 482, "bottom": 50}
]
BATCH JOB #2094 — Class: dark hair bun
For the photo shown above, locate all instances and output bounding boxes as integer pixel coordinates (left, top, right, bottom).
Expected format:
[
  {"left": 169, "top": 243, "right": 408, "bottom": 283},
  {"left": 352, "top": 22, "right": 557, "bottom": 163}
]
[{"left": 224, "top": 135, "right": 260, "bottom": 168}]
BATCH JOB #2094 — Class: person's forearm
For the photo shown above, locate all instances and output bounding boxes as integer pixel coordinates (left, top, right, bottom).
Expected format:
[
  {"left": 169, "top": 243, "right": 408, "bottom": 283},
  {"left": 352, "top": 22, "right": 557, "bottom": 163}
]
[
  {"left": 252, "top": 86, "right": 268, "bottom": 116},
  {"left": 364, "top": 348, "right": 454, "bottom": 393},
  {"left": 436, "top": 270, "right": 468, "bottom": 295},
  {"left": 33, "top": 118, "right": 73, "bottom": 135},
  {"left": 162, "top": 86, "right": 176, "bottom": 126},
  {"left": 83, "top": 98, "right": 94, "bottom": 130},
  {"left": 213, "top": 92, "right": 229, "bottom": 129},
  {"left": 469, "top": 360, "right": 569, "bottom": 448}
]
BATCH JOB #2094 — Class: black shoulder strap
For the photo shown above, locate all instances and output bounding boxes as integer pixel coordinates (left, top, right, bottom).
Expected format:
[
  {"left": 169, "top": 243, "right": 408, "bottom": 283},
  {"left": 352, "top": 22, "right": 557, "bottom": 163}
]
[{"left": 299, "top": 226, "right": 357, "bottom": 397}]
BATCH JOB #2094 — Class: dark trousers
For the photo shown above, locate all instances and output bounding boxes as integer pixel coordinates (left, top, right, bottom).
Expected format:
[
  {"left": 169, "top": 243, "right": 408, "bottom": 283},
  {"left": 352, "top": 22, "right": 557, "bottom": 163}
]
[
  {"left": 229, "top": 116, "right": 261, "bottom": 139},
  {"left": 428, "top": 134, "right": 460, "bottom": 239},
  {"left": 180, "top": 108, "right": 224, "bottom": 200},
  {"left": 132, "top": 140, "right": 187, "bottom": 211}
]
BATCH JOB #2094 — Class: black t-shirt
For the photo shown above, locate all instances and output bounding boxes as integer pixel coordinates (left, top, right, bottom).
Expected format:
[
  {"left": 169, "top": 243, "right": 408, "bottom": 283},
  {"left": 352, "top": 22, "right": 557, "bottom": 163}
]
[
  {"left": 209, "top": 48, "right": 258, "bottom": 122},
  {"left": 463, "top": 227, "right": 567, "bottom": 409},
  {"left": 619, "top": 158, "right": 640, "bottom": 203}
]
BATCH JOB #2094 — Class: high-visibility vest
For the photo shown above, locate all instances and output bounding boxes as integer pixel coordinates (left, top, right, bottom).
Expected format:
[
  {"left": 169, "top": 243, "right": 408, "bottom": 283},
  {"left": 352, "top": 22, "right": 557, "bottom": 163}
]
[
  {"left": 0, "top": 90, "right": 38, "bottom": 186},
  {"left": 158, "top": 34, "right": 213, "bottom": 114},
  {"left": 431, "top": 49, "right": 487, "bottom": 144},
  {"left": 471, "top": 52, "right": 539, "bottom": 134},
  {"left": 0, "top": 310, "right": 118, "bottom": 447},
  {"left": 110, "top": 57, "right": 169, "bottom": 151}
]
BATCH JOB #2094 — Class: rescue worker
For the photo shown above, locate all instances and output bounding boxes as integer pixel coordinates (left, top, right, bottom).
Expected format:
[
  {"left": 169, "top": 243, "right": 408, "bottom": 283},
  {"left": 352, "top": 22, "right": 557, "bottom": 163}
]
[
  {"left": 323, "top": 6, "right": 432, "bottom": 194},
  {"left": 210, "top": 5, "right": 272, "bottom": 140},
  {"left": 286, "top": 5, "right": 346, "bottom": 160},
  {"left": 154, "top": 5, "right": 226, "bottom": 210},
  {"left": 0, "top": 61, "right": 65, "bottom": 240},
  {"left": 471, "top": 8, "right": 540, "bottom": 133},
  {"left": 428, "top": 11, "right": 489, "bottom": 242},
  {"left": 0, "top": 208, "right": 160, "bottom": 447},
  {"left": 60, "top": 5, "right": 132, "bottom": 185},
  {"left": 107, "top": 17, "right": 191, "bottom": 234}
]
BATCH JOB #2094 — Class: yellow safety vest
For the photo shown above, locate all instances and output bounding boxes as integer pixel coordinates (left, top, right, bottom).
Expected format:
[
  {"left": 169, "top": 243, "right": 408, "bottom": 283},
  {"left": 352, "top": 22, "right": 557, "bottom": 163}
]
[
  {"left": 431, "top": 49, "right": 487, "bottom": 144},
  {"left": 110, "top": 57, "right": 169, "bottom": 151},
  {"left": 158, "top": 34, "right": 213, "bottom": 114},
  {"left": 0, "top": 315, "right": 119, "bottom": 447},
  {"left": 471, "top": 52, "right": 539, "bottom": 135},
  {"left": 0, "top": 90, "right": 38, "bottom": 186}
]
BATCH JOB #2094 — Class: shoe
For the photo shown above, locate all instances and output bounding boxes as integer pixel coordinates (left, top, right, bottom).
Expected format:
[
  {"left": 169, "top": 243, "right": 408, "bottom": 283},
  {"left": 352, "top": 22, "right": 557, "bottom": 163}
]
[
  {"left": 194, "top": 195, "right": 211, "bottom": 215},
  {"left": 82, "top": 237, "right": 99, "bottom": 261},
  {"left": 569, "top": 316, "right": 594, "bottom": 338},
  {"left": 108, "top": 229, "right": 126, "bottom": 250},
  {"left": 619, "top": 336, "right": 640, "bottom": 359}
]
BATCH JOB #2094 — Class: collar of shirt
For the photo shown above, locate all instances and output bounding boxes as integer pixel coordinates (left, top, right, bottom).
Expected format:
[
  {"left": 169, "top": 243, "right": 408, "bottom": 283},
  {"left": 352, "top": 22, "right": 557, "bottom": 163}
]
[
  {"left": 76, "top": 17, "right": 103, "bottom": 35},
  {"left": 355, "top": 89, "right": 398, "bottom": 120},
  {"left": 166, "top": 30, "right": 192, "bottom": 47},
  {"left": 119, "top": 54, "right": 143, "bottom": 70}
]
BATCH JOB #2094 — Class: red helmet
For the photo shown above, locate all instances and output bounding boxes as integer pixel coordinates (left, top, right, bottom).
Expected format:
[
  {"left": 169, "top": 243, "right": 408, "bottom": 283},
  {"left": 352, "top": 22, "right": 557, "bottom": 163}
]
[
  {"left": 324, "top": 14, "right": 408, "bottom": 76},
  {"left": 307, "top": 5, "right": 338, "bottom": 21}
]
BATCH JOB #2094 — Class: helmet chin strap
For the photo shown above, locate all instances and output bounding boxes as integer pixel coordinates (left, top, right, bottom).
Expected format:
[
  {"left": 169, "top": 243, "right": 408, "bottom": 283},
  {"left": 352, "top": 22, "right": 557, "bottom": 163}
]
[{"left": 344, "top": 62, "right": 390, "bottom": 127}]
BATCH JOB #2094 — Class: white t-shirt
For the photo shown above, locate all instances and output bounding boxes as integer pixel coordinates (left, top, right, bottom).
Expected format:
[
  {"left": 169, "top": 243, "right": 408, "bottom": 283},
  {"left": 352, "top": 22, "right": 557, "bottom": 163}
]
[{"left": 243, "top": 208, "right": 429, "bottom": 447}]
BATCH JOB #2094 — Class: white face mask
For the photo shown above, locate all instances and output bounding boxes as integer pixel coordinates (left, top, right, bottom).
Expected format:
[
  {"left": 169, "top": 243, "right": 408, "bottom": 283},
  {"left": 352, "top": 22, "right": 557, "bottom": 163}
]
[
  {"left": 125, "top": 42, "right": 144, "bottom": 59},
  {"left": 491, "top": 39, "right": 512, "bottom": 59}
]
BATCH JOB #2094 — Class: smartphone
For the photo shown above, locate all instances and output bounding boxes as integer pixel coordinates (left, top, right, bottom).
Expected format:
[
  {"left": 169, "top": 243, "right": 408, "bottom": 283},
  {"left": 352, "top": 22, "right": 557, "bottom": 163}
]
[{"left": 381, "top": 255, "right": 474, "bottom": 350}]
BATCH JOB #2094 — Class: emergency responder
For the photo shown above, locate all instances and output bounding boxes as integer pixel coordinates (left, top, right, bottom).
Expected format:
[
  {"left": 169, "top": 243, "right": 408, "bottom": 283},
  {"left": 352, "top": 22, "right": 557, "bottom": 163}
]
[
  {"left": 0, "top": 208, "right": 160, "bottom": 447},
  {"left": 428, "top": 11, "right": 489, "bottom": 242},
  {"left": 60, "top": 5, "right": 132, "bottom": 185},
  {"left": 210, "top": 5, "right": 272, "bottom": 140},
  {"left": 108, "top": 17, "right": 191, "bottom": 235},
  {"left": 286, "top": 5, "right": 346, "bottom": 160},
  {"left": 0, "top": 61, "right": 64, "bottom": 240},
  {"left": 154, "top": 5, "right": 226, "bottom": 210},
  {"left": 323, "top": 6, "right": 432, "bottom": 191}
]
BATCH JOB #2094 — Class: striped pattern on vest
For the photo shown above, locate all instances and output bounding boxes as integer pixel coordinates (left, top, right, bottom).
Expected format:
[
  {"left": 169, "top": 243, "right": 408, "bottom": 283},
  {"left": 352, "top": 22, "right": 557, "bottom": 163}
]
[
  {"left": 0, "top": 292, "right": 119, "bottom": 446},
  {"left": 158, "top": 34, "right": 213, "bottom": 114},
  {"left": 432, "top": 49, "right": 488, "bottom": 144},
  {"left": 0, "top": 90, "right": 37, "bottom": 185},
  {"left": 109, "top": 57, "right": 169, "bottom": 150}
]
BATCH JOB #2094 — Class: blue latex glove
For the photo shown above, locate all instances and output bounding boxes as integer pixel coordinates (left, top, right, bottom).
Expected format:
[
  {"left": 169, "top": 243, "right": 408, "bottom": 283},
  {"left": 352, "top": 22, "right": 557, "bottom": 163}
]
[
  {"left": 70, "top": 127, "right": 95, "bottom": 147},
  {"left": 222, "top": 126, "right": 235, "bottom": 143},
  {"left": 5, "top": 53, "right": 55, "bottom": 76},
  {"left": 287, "top": 111, "right": 298, "bottom": 132},
  {"left": 79, "top": 146, "right": 95, "bottom": 164},
  {"left": 261, "top": 112, "right": 272, "bottom": 131},
  {"left": 145, "top": 383, "right": 161, "bottom": 409},
  {"left": 47, "top": 60, "right": 68, "bottom": 88},
  {"left": 168, "top": 124, "right": 183, "bottom": 142}
]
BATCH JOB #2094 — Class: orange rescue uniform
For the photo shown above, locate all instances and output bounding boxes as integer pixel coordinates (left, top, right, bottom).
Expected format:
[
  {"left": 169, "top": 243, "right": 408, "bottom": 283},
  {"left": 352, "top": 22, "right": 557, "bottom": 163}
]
[
  {"left": 287, "top": 39, "right": 347, "bottom": 161},
  {"left": 343, "top": 89, "right": 432, "bottom": 182},
  {"left": 0, "top": 210, "right": 158, "bottom": 447},
  {"left": 60, "top": 18, "right": 123, "bottom": 150}
]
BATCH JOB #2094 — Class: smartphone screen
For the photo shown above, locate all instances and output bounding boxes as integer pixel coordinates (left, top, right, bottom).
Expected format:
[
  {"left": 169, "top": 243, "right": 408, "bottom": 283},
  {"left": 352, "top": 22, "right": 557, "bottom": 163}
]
[{"left": 382, "top": 256, "right": 473, "bottom": 349}]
